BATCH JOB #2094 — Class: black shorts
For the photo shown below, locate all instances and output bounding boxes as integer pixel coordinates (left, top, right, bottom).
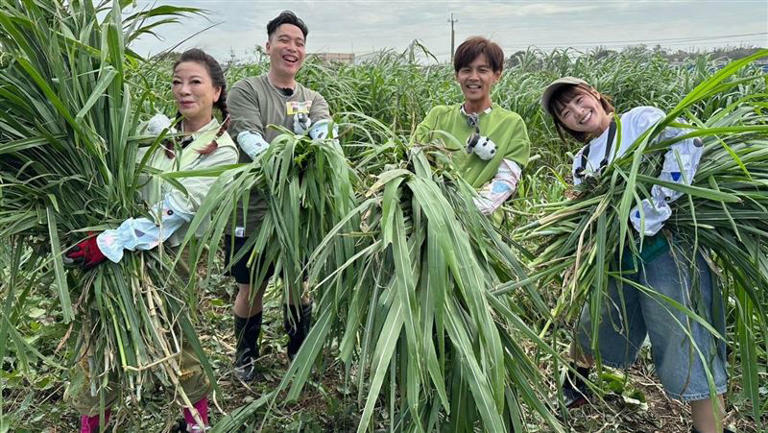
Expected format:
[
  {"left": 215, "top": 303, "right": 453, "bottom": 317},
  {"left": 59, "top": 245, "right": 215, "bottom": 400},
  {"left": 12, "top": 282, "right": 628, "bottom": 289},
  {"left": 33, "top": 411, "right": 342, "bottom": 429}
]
[{"left": 223, "top": 235, "right": 275, "bottom": 286}]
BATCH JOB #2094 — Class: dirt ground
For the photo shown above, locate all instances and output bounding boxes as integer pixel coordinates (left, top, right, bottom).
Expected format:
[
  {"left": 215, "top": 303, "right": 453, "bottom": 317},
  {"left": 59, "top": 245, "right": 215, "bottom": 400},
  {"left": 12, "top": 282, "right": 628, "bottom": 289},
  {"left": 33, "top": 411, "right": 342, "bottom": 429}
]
[{"left": 8, "top": 274, "right": 763, "bottom": 433}]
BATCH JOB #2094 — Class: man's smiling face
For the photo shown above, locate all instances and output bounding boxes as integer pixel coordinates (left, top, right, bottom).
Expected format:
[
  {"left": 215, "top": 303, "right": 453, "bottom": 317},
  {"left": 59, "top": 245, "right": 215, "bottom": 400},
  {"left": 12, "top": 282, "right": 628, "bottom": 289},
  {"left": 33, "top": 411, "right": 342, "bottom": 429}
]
[{"left": 266, "top": 23, "right": 306, "bottom": 79}]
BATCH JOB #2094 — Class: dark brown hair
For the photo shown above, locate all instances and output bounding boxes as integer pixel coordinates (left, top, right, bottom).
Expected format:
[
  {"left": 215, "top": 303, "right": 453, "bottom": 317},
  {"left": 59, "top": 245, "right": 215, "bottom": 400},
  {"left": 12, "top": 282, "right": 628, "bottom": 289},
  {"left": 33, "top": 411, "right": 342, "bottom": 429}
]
[
  {"left": 267, "top": 11, "right": 308, "bottom": 39},
  {"left": 453, "top": 37, "right": 504, "bottom": 74},
  {"left": 169, "top": 48, "right": 228, "bottom": 157},
  {"left": 548, "top": 83, "right": 614, "bottom": 143}
]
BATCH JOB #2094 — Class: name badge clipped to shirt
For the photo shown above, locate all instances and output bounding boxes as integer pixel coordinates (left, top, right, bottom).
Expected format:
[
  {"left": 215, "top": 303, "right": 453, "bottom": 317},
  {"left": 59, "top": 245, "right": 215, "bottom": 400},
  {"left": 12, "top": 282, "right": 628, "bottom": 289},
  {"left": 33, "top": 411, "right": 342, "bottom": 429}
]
[{"left": 286, "top": 100, "right": 312, "bottom": 115}]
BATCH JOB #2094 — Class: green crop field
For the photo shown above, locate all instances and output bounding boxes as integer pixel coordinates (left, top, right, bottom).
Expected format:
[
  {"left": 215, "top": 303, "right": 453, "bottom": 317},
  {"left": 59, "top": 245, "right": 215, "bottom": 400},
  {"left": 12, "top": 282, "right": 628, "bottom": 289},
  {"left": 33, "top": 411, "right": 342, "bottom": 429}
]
[{"left": 0, "top": 2, "right": 766, "bottom": 432}]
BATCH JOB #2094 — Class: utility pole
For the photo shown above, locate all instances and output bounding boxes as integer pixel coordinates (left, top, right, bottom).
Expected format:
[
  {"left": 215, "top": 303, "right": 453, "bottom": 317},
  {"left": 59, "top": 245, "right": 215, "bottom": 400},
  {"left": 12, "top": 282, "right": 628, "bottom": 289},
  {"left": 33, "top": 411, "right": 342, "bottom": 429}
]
[{"left": 448, "top": 12, "right": 457, "bottom": 62}]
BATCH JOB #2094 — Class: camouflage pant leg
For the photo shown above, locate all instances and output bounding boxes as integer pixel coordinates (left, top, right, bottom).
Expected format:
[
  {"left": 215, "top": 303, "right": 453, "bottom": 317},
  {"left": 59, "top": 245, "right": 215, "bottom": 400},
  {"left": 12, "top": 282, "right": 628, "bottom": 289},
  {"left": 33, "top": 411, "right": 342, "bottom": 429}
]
[
  {"left": 174, "top": 248, "right": 212, "bottom": 406},
  {"left": 66, "top": 349, "right": 120, "bottom": 417},
  {"left": 174, "top": 341, "right": 212, "bottom": 406}
]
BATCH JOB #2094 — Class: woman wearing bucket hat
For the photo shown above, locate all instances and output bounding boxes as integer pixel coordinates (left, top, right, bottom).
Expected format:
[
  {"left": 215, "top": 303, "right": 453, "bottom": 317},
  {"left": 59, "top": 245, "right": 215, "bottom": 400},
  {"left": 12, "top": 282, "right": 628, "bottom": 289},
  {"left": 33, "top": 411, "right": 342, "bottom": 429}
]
[{"left": 541, "top": 77, "right": 732, "bottom": 433}]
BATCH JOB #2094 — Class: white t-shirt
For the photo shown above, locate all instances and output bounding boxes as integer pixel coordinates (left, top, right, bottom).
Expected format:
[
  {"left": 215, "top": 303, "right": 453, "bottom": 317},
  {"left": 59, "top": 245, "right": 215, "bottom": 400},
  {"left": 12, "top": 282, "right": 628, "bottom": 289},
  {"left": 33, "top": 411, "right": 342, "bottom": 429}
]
[
  {"left": 572, "top": 106, "right": 665, "bottom": 184},
  {"left": 571, "top": 106, "right": 703, "bottom": 236}
]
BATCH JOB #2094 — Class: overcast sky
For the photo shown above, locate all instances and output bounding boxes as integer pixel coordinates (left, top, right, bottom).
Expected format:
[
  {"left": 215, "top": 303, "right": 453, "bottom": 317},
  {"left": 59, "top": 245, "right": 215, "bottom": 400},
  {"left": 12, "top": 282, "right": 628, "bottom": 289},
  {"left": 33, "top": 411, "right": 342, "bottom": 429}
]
[{"left": 130, "top": 0, "right": 768, "bottom": 62}]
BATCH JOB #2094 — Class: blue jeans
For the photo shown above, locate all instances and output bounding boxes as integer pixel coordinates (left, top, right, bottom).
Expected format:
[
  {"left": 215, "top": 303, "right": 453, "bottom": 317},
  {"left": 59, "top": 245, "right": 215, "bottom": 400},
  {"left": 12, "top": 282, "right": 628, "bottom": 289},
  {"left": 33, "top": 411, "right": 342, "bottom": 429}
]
[{"left": 576, "top": 242, "right": 728, "bottom": 401}]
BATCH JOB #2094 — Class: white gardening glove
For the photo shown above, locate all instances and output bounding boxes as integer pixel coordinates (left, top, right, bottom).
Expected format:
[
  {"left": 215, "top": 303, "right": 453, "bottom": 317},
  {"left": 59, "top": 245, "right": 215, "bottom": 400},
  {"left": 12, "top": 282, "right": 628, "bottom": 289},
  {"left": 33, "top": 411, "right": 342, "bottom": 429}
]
[
  {"left": 237, "top": 131, "right": 269, "bottom": 160},
  {"left": 96, "top": 195, "right": 192, "bottom": 263},
  {"left": 308, "top": 119, "right": 337, "bottom": 140},
  {"left": 466, "top": 134, "right": 497, "bottom": 161},
  {"left": 293, "top": 113, "right": 311, "bottom": 135},
  {"left": 146, "top": 113, "right": 176, "bottom": 136}
]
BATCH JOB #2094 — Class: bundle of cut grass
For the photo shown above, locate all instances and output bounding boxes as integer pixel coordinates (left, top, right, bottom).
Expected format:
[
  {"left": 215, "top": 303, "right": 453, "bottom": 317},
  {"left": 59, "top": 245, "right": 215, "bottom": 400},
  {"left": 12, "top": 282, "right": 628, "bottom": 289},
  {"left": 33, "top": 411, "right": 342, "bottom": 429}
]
[
  {"left": 0, "top": 0, "right": 211, "bottom": 416},
  {"left": 178, "top": 126, "right": 359, "bottom": 310},
  {"left": 207, "top": 137, "right": 563, "bottom": 432},
  {"left": 512, "top": 51, "right": 768, "bottom": 422}
]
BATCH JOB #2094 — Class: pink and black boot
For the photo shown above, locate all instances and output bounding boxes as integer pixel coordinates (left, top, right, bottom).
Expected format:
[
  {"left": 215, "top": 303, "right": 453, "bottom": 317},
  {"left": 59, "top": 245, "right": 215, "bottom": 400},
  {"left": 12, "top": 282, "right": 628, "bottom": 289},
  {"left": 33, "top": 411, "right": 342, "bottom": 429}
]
[
  {"left": 180, "top": 396, "right": 210, "bottom": 432},
  {"left": 79, "top": 410, "right": 111, "bottom": 433}
]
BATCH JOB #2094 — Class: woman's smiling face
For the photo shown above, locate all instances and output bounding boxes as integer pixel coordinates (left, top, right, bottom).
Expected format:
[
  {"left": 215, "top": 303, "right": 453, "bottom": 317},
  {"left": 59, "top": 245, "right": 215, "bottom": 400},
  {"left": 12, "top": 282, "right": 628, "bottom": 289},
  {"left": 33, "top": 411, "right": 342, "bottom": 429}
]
[
  {"left": 172, "top": 61, "right": 221, "bottom": 124},
  {"left": 553, "top": 86, "right": 611, "bottom": 136}
]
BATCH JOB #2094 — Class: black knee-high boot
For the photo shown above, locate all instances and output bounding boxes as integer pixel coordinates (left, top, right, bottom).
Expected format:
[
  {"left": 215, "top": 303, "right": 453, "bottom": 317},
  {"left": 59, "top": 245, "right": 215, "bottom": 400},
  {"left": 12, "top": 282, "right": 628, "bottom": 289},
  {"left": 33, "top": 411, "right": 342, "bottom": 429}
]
[
  {"left": 283, "top": 303, "right": 312, "bottom": 360},
  {"left": 562, "top": 363, "right": 591, "bottom": 409},
  {"left": 234, "top": 312, "right": 262, "bottom": 382}
]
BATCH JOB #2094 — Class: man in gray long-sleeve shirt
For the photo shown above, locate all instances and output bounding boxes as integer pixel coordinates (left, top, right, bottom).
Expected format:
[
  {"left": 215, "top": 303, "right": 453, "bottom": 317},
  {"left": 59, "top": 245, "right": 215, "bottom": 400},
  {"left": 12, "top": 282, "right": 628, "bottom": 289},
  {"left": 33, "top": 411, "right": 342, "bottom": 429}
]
[{"left": 225, "top": 10, "right": 333, "bottom": 382}]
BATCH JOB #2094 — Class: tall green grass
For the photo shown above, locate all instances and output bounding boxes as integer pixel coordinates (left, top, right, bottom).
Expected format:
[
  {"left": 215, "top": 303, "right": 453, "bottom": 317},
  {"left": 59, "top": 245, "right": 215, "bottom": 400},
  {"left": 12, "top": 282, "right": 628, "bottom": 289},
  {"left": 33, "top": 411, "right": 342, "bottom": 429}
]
[
  {"left": 205, "top": 141, "right": 562, "bottom": 433},
  {"left": 511, "top": 50, "right": 768, "bottom": 424},
  {"left": 1, "top": 2, "right": 766, "bottom": 430},
  {"left": 0, "top": 0, "right": 211, "bottom": 423}
]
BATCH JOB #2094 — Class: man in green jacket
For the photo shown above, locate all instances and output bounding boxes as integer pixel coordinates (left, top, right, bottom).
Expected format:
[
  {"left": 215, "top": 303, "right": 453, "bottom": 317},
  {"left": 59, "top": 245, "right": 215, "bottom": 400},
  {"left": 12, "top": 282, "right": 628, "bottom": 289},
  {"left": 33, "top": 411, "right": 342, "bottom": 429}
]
[{"left": 415, "top": 37, "right": 530, "bottom": 218}]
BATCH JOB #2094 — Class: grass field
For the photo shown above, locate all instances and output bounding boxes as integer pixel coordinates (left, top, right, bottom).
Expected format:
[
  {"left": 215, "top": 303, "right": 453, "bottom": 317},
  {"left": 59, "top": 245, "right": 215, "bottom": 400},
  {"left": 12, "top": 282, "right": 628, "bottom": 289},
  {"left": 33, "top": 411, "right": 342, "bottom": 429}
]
[{"left": 1, "top": 2, "right": 766, "bottom": 432}]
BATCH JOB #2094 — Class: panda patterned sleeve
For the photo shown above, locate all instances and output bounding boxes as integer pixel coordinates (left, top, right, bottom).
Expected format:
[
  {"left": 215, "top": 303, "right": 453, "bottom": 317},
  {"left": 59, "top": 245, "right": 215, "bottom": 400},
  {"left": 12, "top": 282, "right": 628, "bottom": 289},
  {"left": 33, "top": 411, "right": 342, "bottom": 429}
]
[{"left": 474, "top": 159, "right": 523, "bottom": 215}]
